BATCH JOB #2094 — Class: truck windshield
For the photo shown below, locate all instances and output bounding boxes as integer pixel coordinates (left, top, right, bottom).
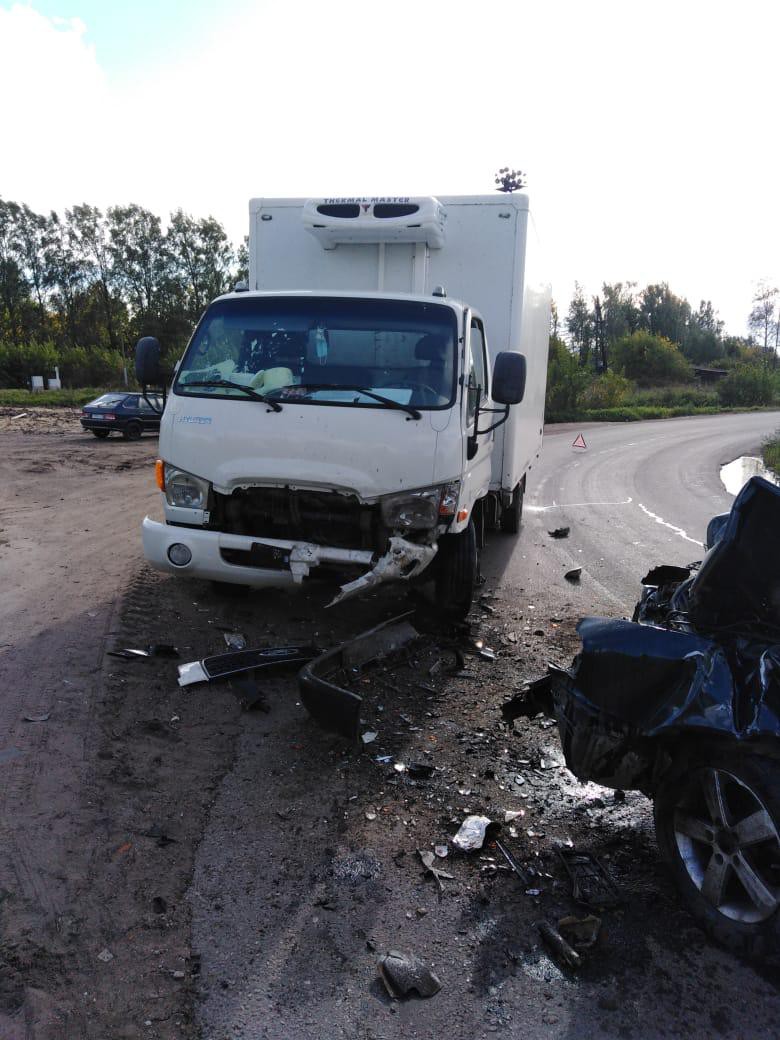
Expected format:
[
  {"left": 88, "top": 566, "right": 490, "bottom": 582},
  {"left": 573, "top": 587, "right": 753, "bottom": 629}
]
[{"left": 174, "top": 296, "right": 458, "bottom": 410}]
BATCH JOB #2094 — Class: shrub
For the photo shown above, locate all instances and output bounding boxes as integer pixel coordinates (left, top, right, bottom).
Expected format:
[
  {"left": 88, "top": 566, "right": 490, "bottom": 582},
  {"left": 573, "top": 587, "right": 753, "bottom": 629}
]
[
  {"left": 717, "top": 365, "right": 777, "bottom": 407},
  {"left": 545, "top": 337, "right": 588, "bottom": 419},
  {"left": 612, "top": 331, "right": 693, "bottom": 385},
  {"left": 763, "top": 433, "right": 780, "bottom": 475},
  {"left": 579, "top": 371, "right": 633, "bottom": 409}
]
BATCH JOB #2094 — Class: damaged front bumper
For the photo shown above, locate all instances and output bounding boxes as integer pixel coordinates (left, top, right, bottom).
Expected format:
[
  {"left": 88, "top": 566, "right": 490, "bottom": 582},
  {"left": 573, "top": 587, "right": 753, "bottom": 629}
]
[{"left": 141, "top": 517, "right": 437, "bottom": 600}]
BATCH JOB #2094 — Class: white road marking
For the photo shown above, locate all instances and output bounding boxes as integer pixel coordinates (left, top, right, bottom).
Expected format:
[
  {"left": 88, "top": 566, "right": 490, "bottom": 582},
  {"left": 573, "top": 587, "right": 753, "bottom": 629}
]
[
  {"left": 637, "top": 502, "right": 703, "bottom": 547},
  {"left": 526, "top": 497, "right": 633, "bottom": 513}
]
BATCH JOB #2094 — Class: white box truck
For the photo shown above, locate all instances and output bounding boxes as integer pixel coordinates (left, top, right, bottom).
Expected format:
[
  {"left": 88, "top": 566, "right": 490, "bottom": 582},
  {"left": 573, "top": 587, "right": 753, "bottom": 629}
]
[{"left": 136, "top": 193, "right": 550, "bottom": 615}]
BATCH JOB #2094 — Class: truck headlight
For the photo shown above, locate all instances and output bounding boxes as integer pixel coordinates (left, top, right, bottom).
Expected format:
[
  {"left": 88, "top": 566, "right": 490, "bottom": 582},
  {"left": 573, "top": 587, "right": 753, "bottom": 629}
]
[
  {"left": 164, "top": 465, "right": 210, "bottom": 509},
  {"left": 380, "top": 482, "right": 460, "bottom": 530}
]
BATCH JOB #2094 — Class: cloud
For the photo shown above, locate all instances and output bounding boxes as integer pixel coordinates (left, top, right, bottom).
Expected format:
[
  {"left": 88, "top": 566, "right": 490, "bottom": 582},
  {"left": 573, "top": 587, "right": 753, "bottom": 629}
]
[{"left": 0, "top": 4, "right": 110, "bottom": 209}]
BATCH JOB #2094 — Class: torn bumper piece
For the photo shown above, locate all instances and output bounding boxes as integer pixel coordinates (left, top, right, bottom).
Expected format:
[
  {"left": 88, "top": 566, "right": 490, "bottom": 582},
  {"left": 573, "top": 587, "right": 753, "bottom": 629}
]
[
  {"left": 178, "top": 644, "right": 318, "bottom": 687},
  {"left": 329, "top": 537, "right": 437, "bottom": 607},
  {"left": 299, "top": 614, "right": 419, "bottom": 742}
]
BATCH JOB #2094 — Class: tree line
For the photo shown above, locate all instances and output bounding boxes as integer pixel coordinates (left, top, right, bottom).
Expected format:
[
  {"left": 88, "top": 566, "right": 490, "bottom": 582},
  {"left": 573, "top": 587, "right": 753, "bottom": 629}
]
[
  {"left": 547, "top": 281, "right": 780, "bottom": 420},
  {"left": 0, "top": 197, "right": 246, "bottom": 387}
]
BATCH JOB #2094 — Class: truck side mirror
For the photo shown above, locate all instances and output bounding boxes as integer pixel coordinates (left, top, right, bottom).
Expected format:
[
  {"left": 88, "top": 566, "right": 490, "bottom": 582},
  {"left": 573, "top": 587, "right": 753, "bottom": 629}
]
[
  {"left": 492, "top": 352, "right": 526, "bottom": 405},
  {"left": 135, "top": 336, "right": 162, "bottom": 386}
]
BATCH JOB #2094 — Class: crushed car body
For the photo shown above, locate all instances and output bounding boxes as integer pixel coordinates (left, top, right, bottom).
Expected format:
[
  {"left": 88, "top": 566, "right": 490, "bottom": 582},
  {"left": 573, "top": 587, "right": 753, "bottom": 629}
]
[{"left": 549, "top": 477, "right": 780, "bottom": 959}]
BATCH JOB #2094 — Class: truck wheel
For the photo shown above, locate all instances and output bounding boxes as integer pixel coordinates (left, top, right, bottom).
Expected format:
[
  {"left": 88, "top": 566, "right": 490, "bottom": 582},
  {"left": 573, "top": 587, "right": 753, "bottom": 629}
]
[
  {"left": 123, "top": 421, "right": 142, "bottom": 441},
  {"left": 435, "top": 520, "right": 477, "bottom": 618},
  {"left": 654, "top": 748, "right": 780, "bottom": 959},
  {"left": 91, "top": 429, "right": 110, "bottom": 439},
  {"left": 501, "top": 479, "right": 524, "bottom": 535}
]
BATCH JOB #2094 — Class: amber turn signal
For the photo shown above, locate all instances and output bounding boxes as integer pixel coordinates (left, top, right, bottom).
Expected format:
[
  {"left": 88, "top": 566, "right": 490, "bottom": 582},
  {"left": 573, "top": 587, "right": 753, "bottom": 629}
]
[{"left": 155, "top": 459, "right": 165, "bottom": 491}]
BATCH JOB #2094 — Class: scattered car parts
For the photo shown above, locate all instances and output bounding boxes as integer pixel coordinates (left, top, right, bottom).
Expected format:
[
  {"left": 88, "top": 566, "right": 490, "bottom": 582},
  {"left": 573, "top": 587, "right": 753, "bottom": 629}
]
[
  {"left": 178, "top": 644, "right": 317, "bottom": 687},
  {"left": 298, "top": 613, "right": 419, "bottom": 742}
]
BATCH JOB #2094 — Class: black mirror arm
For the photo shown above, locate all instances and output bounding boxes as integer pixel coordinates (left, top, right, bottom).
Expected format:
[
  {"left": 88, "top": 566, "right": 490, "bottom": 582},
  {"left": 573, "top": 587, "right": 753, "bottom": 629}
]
[{"left": 467, "top": 388, "right": 510, "bottom": 460}]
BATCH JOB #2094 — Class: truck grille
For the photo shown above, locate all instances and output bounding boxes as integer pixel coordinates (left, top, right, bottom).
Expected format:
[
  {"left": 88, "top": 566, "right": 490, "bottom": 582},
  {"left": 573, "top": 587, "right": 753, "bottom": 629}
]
[{"left": 211, "top": 487, "right": 383, "bottom": 551}]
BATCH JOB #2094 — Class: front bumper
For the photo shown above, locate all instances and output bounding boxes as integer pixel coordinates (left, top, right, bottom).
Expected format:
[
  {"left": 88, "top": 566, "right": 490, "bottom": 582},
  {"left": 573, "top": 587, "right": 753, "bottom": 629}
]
[{"left": 142, "top": 517, "right": 375, "bottom": 587}]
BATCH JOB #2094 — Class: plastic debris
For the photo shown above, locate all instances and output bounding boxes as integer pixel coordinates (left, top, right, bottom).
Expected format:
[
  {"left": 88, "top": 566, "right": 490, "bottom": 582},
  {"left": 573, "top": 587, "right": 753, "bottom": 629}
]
[
  {"left": 434, "top": 845, "right": 449, "bottom": 858},
  {"left": 503, "top": 810, "right": 525, "bottom": 823},
  {"left": 361, "top": 731, "right": 378, "bottom": 744},
  {"left": 452, "top": 815, "right": 497, "bottom": 852},
  {"left": 558, "top": 914, "right": 602, "bottom": 949},
  {"left": 393, "top": 762, "right": 406, "bottom": 773},
  {"left": 378, "top": 950, "right": 442, "bottom": 999},
  {"left": 97, "top": 948, "right": 114, "bottom": 963},
  {"left": 564, "top": 568, "right": 582, "bottom": 583},
  {"left": 23, "top": 712, "right": 50, "bottom": 723},
  {"left": 178, "top": 644, "right": 317, "bottom": 686},
  {"left": 418, "top": 849, "right": 454, "bottom": 889},
  {"left": 407, "top": 762, "right": 434, "bottom": 780},
  {"left": 548, "top": 527, "right": 570, "bottom": 539},
  {"left": 223, "top": 631, "right": 247, "bottom": 651},
  {"left": 556, "top": 849, "right": 621, "bottom": 910},
  {"left": 538, "top": 921, "right": 581, "bottom": 968}
]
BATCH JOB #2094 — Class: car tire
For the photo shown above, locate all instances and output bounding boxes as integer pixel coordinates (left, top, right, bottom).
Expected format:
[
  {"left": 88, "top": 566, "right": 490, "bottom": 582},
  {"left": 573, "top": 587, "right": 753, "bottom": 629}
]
[
  {"left": 123, "top": 422, "right": 142, "bottom": 441},
  {"left": 654, "top": 747, "right": 780, "bottom": 960},
  {"left": 435, "top": 520, "right": 477, "bottom": 618},
  {"left": 501, "top": 478, "right": 524, "bottom": 535},
  {"left": 91, "top": 429, "right": 110, "bottom": 439}
]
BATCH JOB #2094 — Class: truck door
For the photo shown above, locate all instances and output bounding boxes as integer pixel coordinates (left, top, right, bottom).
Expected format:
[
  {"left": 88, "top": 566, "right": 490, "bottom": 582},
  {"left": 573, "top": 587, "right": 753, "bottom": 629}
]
[{"left": 463, "top": 315, "right": 494, "bottom": 520}]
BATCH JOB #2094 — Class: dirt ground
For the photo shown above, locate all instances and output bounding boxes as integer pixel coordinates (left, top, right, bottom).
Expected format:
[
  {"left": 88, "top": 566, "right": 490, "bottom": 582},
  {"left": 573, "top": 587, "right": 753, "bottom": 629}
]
[{"left": 1, "top": 411, "right": 779, "bottom": 1039}]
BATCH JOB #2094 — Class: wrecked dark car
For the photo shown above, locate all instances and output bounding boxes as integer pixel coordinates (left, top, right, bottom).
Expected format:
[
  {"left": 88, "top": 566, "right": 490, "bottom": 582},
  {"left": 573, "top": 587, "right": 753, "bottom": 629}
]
[{"left": 550, "top": 476, "right": 780, "bottom": 959}]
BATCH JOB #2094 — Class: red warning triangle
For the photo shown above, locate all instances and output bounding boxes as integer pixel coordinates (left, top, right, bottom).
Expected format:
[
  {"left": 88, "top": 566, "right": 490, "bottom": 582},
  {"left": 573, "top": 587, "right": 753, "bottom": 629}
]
[{"left": 572, "top": 433, "right": 587, "bottom": 449}]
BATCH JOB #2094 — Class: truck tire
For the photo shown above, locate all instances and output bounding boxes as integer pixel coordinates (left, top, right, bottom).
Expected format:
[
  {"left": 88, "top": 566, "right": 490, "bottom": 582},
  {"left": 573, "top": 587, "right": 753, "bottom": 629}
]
[
  {"left": 435, "top": 520, "right": 477, "bottom": 618},
  {"left": 654, "top": 747, "right": 780, "bottom": 960},
  {"left": 501, "top": 478, "right": 525, "bottom": 534}
]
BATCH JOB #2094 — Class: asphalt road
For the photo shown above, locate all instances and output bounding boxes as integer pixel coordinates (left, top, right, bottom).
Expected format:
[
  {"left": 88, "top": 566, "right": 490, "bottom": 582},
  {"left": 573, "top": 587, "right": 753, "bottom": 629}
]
[{"left": 484, "top": 410, "right": 780, "bottom": 614}]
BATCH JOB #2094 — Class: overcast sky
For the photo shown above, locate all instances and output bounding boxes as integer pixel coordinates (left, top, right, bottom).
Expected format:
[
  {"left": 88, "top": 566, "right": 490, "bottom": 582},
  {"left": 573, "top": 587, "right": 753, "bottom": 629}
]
[{"left": 1, "top": 0, "right": 777, "bottom": 336}]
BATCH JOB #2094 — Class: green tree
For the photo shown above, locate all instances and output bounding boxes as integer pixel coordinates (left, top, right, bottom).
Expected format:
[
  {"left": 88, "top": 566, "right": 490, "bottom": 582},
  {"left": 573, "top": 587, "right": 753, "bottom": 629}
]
[
  {"left": 546, "top": 335, "right": 588, "bottom": 417},
  {"left": 747, "top": 281, "right": 779, "bottom": 366},
  {"left": 565, "top": 283, "right": 593, "bottom": 367},
  {"left": 612, "top": 331, "right": 693, "bottom": 385}
]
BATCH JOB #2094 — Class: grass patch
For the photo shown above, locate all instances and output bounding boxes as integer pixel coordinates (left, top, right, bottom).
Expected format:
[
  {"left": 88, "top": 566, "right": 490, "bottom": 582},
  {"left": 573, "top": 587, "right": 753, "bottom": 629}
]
[
  {"left": 0, "top": 387, "right": 110, "bottom": 407},
  {"left": 763, "top": 434, "right": 780, "bottom": 475}
]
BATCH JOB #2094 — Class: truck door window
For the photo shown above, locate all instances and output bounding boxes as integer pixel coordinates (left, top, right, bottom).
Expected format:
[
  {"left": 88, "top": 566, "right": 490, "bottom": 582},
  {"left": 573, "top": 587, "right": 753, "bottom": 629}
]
[{"left": 467, "top": 319, "right": 487, "bottom": 424}]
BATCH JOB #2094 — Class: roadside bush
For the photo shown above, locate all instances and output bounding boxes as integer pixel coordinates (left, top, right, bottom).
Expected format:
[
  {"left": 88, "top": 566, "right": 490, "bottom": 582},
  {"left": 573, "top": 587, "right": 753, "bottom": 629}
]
[
  {"left": 545, "top": 337, "right": 588, "bottom": 420},
  {"left": 579, "top": 371, "right": 633, "bottom": 409},
  {"left": 0, "top": 340, "right": 60, "bottom": 387},
  {"left": 0, "top": 387, "right": 109, "bottom": 407},
  {"left": 612, "top": 331, "right": 693, "bottom": 386},
  {"left": 717, "top": 365, "right": 777, "bottom": 407},
  {"left": 633, "top": 384, "right": 720, "bottom": 408},
  {"left": 762, "top": 433, "right": 780, "bottom": 475},
  {"left": 59, "top": 346, "right": 127, "bottom": 388}
]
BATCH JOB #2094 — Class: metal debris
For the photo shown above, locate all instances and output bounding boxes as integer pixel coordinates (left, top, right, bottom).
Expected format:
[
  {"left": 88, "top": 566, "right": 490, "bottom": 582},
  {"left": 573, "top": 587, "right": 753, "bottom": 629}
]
[
  {"left": 378, "top": 950, "right": 442, "bottom": 999},
  {"left": 538, "top": 921, "right": 581, "bottom": 968},
  {"left": 548, "top": 527, "right": 570, "bottom": 539}
]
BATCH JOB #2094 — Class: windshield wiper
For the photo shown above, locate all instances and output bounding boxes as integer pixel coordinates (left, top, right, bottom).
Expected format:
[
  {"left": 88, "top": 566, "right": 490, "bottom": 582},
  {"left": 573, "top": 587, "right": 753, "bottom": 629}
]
[
  {"left": 181, "top": 379, "right": 283, "bottom": 412},
  {"left": 287, "top": 384, "right": 422, "bottom": 420}
]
